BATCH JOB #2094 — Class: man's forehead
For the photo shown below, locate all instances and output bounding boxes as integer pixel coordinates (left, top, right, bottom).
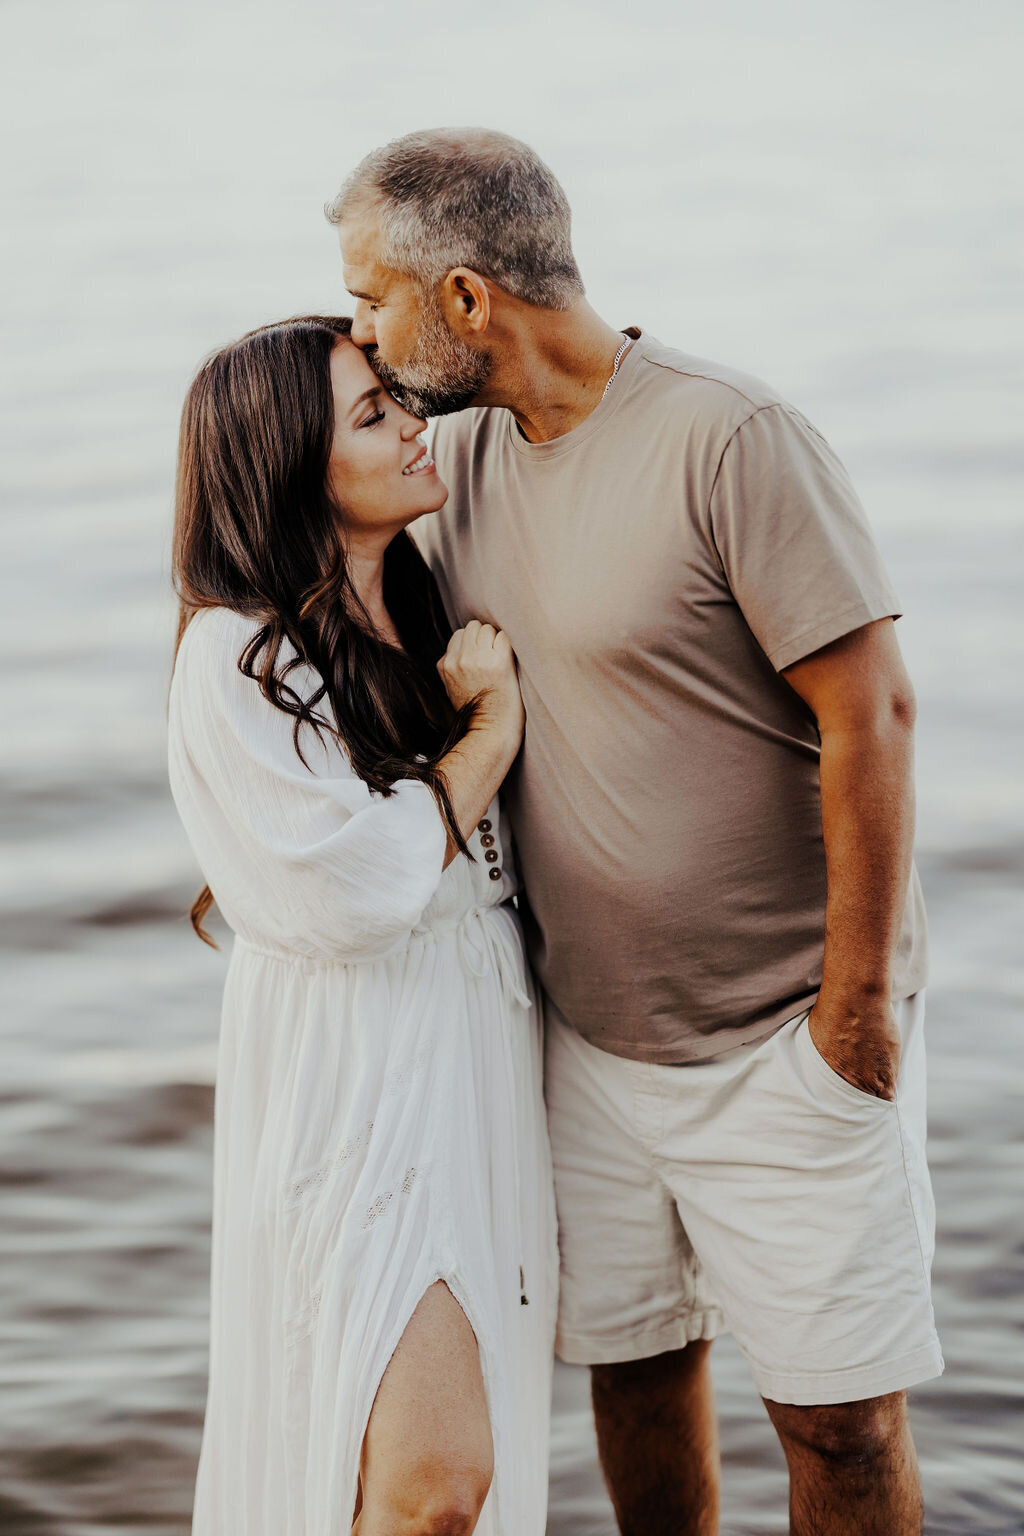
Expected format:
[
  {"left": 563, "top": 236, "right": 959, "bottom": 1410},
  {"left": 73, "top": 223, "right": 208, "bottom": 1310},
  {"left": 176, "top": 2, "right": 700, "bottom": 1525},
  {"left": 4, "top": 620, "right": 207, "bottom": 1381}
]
[{"left": 338, "top": 212, "right": 387, "bottom": 280}]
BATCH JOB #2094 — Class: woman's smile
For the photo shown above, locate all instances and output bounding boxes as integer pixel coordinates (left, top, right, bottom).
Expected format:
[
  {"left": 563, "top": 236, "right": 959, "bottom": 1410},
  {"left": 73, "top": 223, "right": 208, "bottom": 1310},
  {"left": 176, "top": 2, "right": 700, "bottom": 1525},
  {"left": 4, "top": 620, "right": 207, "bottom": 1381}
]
[{"left": 402, "top": 442, "right": 437, "bottom": 478}]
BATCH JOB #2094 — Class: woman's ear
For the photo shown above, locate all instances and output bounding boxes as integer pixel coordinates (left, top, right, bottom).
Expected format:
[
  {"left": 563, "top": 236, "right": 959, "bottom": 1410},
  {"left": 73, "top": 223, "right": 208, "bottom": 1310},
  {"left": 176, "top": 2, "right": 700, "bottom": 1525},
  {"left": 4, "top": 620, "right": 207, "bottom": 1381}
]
[{"left": 440, "top": 268, "right": 491, "bottom": 337}]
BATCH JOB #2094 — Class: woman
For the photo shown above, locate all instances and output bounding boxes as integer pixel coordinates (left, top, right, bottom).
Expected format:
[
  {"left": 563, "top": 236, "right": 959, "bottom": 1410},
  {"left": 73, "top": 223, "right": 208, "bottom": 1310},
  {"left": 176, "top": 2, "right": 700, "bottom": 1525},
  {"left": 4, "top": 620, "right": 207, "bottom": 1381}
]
[{"left": 168, "top": 315, "right": 557, "bottom": 1535}]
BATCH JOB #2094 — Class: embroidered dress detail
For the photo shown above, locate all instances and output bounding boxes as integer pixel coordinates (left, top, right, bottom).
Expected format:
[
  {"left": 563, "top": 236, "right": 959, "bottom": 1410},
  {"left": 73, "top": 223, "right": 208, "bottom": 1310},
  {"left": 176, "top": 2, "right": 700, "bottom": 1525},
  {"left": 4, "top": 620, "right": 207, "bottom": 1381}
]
[
  {"left": 363, "top": 1166, "right": 420, "bottom": 1229},
  {"left": 283, "top": 1119, "right": 375, "bottom": 1210}
]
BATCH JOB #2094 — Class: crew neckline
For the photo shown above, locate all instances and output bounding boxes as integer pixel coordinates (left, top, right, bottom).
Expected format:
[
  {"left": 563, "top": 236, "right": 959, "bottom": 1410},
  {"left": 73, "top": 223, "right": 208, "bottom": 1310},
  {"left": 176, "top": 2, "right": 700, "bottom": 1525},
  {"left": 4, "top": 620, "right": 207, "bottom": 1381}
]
[{"left": 505, "top": 326, "right": 645, "bottom": 461}]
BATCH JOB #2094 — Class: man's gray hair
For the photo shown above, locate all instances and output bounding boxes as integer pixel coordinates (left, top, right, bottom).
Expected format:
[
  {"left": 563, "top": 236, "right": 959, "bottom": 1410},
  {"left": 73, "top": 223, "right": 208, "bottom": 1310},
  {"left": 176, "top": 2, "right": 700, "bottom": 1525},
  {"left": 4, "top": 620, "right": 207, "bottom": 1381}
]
[{"left": 326, "top": 128, "right": 585, "bottom": 311}]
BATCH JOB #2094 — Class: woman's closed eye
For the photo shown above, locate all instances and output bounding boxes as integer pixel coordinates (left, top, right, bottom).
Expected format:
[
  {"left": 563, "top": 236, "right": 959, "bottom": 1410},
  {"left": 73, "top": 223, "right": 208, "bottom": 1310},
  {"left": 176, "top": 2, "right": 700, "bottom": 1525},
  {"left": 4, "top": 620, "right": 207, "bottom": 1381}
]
[{"left": 359, "top": 407, "right": 386, "bottom": 429}]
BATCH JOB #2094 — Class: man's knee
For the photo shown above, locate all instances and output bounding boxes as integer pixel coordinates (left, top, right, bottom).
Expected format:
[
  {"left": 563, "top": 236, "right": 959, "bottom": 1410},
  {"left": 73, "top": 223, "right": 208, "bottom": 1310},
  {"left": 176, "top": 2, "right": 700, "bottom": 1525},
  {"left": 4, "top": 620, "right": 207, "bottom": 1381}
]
[{"left": 766, "top": 1390, "right": 907, "bottom": 1469}]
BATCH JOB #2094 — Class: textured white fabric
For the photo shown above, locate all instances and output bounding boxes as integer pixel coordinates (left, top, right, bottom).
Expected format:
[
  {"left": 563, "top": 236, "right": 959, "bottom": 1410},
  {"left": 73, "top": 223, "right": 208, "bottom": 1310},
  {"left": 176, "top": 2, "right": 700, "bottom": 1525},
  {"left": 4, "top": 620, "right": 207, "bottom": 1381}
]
[{"left": 168, "top": 606, "right": 558, "bottom": 1535}]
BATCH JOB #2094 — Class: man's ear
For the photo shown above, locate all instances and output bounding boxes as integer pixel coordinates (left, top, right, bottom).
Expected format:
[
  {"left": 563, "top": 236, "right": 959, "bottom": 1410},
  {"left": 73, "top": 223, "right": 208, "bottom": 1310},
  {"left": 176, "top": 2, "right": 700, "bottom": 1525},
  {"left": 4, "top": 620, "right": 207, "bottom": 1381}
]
[{"left": 441, "top": 267, "right": 491, "bottom": 336}]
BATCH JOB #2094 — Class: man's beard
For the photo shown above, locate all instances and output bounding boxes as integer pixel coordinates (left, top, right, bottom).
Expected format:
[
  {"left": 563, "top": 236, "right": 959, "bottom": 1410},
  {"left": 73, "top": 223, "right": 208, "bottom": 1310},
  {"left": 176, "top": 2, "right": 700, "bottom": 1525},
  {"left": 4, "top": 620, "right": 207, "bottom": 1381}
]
[{"left": 366, "top": 299, "right": 492, "bottom": 418}]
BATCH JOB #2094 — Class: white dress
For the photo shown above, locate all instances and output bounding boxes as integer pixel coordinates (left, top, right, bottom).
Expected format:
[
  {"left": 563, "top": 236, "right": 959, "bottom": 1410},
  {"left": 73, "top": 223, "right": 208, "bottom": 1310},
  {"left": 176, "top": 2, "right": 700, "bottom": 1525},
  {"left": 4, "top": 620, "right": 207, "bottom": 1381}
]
[{"left": 167, "top": 606, "right": 558, "bottom": 1536}]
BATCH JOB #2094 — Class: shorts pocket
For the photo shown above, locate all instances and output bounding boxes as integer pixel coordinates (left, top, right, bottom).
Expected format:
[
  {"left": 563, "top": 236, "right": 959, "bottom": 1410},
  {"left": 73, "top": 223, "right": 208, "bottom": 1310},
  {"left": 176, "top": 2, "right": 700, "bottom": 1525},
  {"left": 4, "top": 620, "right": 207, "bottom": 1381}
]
[{"left": 798, "top": 1016, "right": 895, "bottom": 1110}]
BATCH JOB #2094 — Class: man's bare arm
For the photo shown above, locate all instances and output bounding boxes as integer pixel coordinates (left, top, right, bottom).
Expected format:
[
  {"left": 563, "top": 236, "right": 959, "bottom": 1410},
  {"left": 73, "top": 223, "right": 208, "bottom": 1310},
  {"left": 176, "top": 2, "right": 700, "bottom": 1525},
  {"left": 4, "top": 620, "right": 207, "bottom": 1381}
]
[{"left": 781, "top": 617, "right": 917, "bottom": 1099}]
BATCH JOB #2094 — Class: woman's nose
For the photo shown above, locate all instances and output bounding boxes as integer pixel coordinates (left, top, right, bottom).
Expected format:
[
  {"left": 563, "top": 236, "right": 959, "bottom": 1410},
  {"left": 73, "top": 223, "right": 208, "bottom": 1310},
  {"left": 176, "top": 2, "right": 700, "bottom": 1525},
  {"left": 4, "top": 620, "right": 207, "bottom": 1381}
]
[{"left": 400, "top": 410, "right": 428, "bottom": 437}]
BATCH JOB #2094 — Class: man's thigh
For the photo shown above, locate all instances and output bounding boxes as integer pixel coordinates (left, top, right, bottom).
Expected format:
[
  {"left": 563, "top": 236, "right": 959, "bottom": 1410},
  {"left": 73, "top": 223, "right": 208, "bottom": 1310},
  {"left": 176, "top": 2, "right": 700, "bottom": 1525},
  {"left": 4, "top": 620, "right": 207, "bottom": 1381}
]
[
  {"left": 543, "top": 1002, "right": 724, "bottom": 1366},
  {"left": 652, "top": 994, "right": 943, "bottom": 1406}
]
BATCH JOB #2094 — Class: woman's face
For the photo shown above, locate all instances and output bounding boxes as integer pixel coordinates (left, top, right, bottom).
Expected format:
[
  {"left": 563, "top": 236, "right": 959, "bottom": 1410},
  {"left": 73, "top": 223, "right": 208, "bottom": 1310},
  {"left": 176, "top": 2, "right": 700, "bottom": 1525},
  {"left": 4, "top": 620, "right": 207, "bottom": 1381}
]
[{"left": 327, "top": 339, "right": 448, "bottom": 540}]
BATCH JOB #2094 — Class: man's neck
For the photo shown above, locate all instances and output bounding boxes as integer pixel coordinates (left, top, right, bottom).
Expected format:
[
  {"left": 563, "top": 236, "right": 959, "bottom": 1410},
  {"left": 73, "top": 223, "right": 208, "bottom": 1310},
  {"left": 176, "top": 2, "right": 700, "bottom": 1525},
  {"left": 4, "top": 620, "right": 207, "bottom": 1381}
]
[{"left": 474, "top": 303, "right": 631, "bottom": 444}]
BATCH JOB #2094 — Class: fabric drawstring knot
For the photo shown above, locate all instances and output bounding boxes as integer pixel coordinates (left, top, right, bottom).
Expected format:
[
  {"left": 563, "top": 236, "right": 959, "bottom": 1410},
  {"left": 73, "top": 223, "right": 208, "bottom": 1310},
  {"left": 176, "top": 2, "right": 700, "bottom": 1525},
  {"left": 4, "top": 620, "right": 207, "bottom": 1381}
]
[{"left": 455, "top": 905, "right": 533, "bottom": 1011}]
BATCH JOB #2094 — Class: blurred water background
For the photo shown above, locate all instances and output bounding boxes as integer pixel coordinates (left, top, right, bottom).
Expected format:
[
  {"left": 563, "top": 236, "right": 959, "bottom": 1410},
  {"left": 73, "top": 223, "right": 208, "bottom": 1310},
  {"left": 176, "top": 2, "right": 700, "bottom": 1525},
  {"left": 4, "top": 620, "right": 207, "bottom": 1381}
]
[{"left": 1, "top": 0, "right": 1022, "bottom": 1531}]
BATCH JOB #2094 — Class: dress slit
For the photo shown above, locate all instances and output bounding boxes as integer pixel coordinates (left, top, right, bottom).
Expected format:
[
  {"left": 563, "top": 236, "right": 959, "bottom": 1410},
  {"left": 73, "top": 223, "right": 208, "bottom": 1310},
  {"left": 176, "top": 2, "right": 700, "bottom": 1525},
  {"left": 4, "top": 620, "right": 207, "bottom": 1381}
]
[{"left": 345, "top": 1266, "right": 502, "bottom": 1532}]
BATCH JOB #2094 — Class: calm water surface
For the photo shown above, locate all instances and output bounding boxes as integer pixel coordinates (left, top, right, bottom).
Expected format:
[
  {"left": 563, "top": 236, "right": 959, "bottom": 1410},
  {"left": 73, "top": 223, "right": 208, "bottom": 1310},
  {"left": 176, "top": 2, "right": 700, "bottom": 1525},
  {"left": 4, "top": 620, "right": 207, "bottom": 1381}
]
[{"left": 1, "top": 2, "right": 1022, "bottom": 1531}]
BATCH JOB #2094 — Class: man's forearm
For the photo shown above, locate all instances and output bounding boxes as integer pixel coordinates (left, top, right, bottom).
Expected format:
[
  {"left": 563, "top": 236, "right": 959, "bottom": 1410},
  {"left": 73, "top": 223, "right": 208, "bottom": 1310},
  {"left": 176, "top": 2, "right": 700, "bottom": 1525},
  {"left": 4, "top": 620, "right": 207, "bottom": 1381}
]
[
  {"left": 780, "top": 617, "right": 918, "bottom": 1096},
  {"left": 816, "top": 708, "right": 916, "bottom": 1006}
]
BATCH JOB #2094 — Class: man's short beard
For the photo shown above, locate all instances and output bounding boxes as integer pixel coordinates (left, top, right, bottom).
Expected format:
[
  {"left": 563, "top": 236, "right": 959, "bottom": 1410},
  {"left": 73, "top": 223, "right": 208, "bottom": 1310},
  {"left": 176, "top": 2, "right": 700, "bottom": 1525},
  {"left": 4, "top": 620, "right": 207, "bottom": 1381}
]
[{"left": 366, "top": 295, "right": 492, "bottom": 418}]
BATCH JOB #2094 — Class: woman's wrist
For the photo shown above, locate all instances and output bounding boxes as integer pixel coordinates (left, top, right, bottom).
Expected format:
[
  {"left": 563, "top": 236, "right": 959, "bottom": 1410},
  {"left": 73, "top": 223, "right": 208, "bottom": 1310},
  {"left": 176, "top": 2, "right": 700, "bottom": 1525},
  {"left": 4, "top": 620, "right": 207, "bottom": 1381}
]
[
  {"left": 469, "top": 693, "right": 523, "bottom": 750},
  {"left": 437, "top": 719, "right": 520, "bottom": 869}
]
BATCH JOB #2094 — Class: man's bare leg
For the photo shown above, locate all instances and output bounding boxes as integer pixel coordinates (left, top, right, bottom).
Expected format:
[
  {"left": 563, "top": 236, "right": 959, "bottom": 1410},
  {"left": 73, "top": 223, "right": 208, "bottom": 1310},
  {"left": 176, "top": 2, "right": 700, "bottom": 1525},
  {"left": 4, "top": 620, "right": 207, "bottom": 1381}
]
[
  {"left": 590, "top": 1340, "right": 719, "bottom": 1536},
  {"left": 764, "top": 1390, "right": 923, "bottom": 1536}
]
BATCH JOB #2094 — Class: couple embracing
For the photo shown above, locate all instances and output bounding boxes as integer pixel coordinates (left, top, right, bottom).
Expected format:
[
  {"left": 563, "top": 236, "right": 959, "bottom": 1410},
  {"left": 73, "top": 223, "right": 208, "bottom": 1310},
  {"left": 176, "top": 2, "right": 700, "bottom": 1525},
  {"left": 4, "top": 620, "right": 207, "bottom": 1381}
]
[{"left": 168, "top": 129, "right": 942, "bottom": 1536}]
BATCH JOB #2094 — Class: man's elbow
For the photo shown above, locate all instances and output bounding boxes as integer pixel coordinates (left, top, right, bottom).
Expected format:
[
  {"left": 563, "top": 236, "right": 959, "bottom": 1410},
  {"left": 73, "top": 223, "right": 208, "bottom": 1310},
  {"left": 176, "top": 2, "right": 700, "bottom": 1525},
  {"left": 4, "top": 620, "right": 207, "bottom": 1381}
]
[
  {"left": 816, "top": 678, "right": 917, "bottom": 739},
  {"left": 855, "top": 681, "right": 916, "bottom": 737},
  {"left": 889, "top": 681, "right": 917, "bottom": 733}
]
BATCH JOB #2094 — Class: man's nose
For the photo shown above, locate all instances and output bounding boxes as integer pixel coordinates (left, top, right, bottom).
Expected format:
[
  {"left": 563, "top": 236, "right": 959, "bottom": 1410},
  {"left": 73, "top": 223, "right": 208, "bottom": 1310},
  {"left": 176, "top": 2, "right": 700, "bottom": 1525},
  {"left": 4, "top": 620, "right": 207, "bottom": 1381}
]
[{"left": 350, "top": 303, "right": 376, "bottom": 349}]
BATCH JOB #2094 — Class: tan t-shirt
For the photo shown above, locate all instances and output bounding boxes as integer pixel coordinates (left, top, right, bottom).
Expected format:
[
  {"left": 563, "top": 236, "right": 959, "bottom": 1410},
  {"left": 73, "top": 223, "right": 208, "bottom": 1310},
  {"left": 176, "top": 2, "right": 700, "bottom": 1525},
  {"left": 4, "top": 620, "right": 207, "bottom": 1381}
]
[{"left": 416, "top": 329, "right": 928, "bottom": 1063}]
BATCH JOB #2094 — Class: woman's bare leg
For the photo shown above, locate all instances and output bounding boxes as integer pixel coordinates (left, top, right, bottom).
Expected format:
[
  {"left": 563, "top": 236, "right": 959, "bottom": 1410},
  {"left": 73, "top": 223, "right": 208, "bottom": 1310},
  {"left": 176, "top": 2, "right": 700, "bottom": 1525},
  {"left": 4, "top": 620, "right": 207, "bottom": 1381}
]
[{"left": 352, "top": 1280, "right": 494, "bottom": 1535}]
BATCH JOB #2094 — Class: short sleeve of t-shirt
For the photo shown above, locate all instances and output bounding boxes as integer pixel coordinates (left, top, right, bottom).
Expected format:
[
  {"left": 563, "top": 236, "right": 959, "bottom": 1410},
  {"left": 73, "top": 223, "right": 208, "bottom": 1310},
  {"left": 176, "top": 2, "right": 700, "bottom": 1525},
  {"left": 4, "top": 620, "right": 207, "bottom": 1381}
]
[{"left": 708, "top": 403, "right": 901, "bottom": 671}]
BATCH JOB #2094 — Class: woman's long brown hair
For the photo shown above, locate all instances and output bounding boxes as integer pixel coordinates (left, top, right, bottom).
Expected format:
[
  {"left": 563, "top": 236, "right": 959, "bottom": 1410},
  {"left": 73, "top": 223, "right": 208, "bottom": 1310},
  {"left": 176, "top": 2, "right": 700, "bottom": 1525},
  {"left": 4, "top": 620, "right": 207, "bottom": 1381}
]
[{"left": 172, "top": 315, "right": 474, "bottom": 945}]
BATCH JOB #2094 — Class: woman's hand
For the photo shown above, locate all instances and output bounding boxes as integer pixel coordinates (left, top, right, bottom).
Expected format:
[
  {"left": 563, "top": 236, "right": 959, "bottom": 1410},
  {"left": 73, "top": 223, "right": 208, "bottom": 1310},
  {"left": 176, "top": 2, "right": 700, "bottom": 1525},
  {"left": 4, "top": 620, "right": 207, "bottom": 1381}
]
[{"left": 438, "top": 621, "right": 525, "bottom": 752}]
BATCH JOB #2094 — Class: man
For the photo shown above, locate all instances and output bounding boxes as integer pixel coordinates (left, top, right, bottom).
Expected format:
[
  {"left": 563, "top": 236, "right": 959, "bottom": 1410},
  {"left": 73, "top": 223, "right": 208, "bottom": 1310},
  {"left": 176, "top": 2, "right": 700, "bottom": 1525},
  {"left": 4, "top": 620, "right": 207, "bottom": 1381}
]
[{"left": 327, "top": 128, "right": 942, "bottom": 1536}]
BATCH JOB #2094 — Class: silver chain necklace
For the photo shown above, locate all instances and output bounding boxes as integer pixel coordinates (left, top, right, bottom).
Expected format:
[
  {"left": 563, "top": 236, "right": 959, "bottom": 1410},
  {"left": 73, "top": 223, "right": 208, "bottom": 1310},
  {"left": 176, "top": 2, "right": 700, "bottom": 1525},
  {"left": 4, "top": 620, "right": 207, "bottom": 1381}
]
[{"left": 600, "top": 332, "right": 632, "bottom": 403}]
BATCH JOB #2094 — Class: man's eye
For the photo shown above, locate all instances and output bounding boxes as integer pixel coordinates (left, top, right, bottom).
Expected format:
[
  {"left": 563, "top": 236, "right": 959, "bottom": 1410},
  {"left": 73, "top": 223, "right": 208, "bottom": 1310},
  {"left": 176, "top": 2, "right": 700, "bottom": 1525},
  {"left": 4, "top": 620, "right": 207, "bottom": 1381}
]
[{"left": 360, "top": 409, "right": 385, "bottom": 429}]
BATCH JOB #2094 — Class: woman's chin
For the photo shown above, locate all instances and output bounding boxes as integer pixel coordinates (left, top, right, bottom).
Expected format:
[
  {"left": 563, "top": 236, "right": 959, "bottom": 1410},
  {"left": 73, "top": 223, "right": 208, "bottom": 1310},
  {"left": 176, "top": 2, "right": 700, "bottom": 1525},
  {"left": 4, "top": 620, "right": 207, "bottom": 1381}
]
[{"left": 408, "top": 481, "right": 449, "bottom": 519}]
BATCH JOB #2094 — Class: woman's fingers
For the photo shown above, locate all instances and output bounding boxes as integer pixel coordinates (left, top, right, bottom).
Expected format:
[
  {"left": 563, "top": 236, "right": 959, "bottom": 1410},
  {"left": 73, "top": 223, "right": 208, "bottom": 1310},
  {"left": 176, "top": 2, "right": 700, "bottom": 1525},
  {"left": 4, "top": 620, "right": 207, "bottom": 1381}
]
[
  {"left": 460, "top": 619, "right": 482, "bottom": 652},
  {"left": 438, "top": 622, "right": 521, "bottom": 718},
  {"left": 444, "top": 623, "right": 505, "bottom": 666}
]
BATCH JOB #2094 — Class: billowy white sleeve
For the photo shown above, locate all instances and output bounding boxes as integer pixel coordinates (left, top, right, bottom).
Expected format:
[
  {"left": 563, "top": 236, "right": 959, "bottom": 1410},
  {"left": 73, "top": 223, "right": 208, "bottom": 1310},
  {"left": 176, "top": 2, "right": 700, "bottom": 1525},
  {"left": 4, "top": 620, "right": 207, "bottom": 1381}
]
[{"left": 168, "top": 609, "right": 448, "bottom": 961}]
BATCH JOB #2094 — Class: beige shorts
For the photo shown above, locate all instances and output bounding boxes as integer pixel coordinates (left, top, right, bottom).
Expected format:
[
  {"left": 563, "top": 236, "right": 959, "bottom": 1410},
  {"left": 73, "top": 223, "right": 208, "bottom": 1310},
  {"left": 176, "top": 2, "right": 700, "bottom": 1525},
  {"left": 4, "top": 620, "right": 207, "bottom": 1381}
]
[{"left": 545, "top": 992, "right": 944, "bottom": 1406}]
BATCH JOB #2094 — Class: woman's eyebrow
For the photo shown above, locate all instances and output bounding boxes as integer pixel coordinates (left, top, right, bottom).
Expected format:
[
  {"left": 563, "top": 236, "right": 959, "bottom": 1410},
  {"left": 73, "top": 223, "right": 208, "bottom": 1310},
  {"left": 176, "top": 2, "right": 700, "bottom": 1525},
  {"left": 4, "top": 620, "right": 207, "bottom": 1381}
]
[{"left": 349, "top": 385, "right": 383, "bottom": 417}]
